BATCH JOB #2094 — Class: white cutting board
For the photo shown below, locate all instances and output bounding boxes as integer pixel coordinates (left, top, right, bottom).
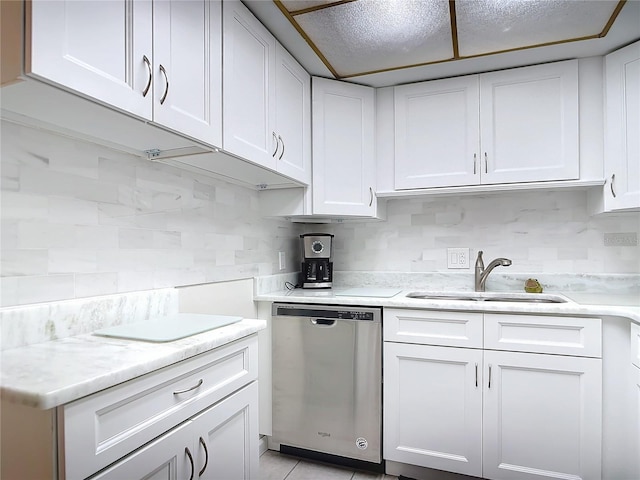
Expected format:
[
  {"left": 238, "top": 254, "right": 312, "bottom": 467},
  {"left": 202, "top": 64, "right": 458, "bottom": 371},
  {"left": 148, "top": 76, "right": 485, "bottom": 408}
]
[
  {"left": 93, "top": 313, "right": 243, "bottom": 343},
  {"left": 334, "top": 287, "right": 402, "bottom": 298}
]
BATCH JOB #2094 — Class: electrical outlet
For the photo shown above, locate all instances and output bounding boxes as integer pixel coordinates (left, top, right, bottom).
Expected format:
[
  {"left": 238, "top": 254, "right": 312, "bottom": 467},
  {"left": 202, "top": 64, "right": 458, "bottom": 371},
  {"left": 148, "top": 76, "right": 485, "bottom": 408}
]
[
  {"left": 604, "top": 232, "right": 638, "bottom": 247},
  {"left": 447, "top": 248, "right": 470, "bottom": 269},
  {"left": 278, "top": 251, "right": 286, "bottom": 271}
]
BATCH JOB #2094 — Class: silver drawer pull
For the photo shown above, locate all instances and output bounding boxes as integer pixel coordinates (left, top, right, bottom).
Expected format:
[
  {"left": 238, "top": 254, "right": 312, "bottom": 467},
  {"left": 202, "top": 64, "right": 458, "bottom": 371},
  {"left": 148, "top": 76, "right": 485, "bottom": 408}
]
[
  {"left": 159, "top": 64, "right": 169, "bottom": 105},
  {"left": 278, "top": 135, "right": 285, "bottom": 160},
  {"left": 199, "top": 436, "right": 209, "bottom": 476},
  {"left": 173, "top": 378, "right": 203, "bottom": 395},
  {"left": 142, "top": 55, "right": 152, "bottom": 97},
  {"left": 610, "top": 173, "right": 617, "bottom": 198},
  {"left": 185, "top": 447, "right": 194, "bottom": 480}
]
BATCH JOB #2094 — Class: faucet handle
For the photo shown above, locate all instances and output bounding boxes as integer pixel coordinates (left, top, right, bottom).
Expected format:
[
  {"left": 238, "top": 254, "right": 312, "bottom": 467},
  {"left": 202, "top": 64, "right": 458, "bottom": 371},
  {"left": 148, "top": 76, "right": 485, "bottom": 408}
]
[{"left": 475, "top": 250, "right": 484, "bottom": 268}]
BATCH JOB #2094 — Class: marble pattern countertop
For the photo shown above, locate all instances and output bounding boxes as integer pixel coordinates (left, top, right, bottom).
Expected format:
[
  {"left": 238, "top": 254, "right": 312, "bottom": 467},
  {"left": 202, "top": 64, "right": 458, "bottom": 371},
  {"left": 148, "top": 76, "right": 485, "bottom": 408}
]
[
  {"left": 255, "top": 288, "right": 640, "bottom": 324},
  {"left": 0, "top": 319, "right": 266, "bottom": 410}
]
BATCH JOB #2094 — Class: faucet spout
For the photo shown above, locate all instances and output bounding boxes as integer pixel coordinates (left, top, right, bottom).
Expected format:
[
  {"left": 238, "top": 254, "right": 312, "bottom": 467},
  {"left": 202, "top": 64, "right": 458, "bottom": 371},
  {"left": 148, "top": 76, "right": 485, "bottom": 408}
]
[{"left": 475, "top": 250, "right": 512, "bottom": 292}]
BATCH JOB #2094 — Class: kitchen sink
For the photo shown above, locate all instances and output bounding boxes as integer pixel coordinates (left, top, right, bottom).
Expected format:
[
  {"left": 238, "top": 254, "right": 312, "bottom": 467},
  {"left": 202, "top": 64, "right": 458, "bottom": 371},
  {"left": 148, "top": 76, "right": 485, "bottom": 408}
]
[{"left": 405, "top": 291, "right": 569, "bottom": 303}]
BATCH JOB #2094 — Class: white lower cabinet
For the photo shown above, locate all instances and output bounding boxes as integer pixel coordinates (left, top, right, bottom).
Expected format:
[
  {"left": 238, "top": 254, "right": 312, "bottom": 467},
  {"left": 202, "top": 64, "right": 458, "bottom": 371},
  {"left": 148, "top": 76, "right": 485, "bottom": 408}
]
[
  {"left": 482, "top": 350, "right": 602, "bottom": 480},
  {"left": 59, "top": 335, "right": 259, "bottom": 480},
  {"left": 383, "top": 342, "right": 483, "bottom": 477},
  {"left": 193, "top": 382, "right": 259, "bottom": 480},
  {"left": 633, "top": 364, "right": 640, "bottom": 480},
  {"left": 91, "top": 422, "right": 193, "bottom": 480},
  {"left": 383, "top": 309, "right": 602, "bottom": 480},
  {"left": 631, "top": 323, "right": 640, "bottom": 480},
  {"left": 93, "top": 382, "right": 259, "bottom": 480}
]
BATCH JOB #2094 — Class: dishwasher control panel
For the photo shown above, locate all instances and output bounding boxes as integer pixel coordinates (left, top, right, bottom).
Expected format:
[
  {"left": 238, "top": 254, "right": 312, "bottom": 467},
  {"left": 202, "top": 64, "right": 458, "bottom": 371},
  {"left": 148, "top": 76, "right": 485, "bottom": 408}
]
[{"left": 273, "top": 303, "right": 381, "bottom": 322}]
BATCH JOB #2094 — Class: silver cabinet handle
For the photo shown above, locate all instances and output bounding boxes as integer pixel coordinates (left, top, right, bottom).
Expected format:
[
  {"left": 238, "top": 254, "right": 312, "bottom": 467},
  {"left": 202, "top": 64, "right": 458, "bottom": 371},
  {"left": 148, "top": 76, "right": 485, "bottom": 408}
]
[
  {"left": 272, "top": 132, "right": 279, "bottom": 157},
  {"left": 159, "top": 64, "right": 169, "bottom": 105},
  {"left": 311, "top": 318, "right": 336, "bottom": 327},
  {"left": 278, "top": 135, "right": 285, "bottom": 160},
  {"left": 369, "top": 187, "right": 373, "bottom": 207},
  {"left": 198, "top": 437, "right": 209, "bottom": 477},
  {"left": 185, "top": 447, "right": 194, "bottom": 480},
  {"left": 611, "top": 174, "right": 616, "bottom": 198},
  {"left": 173, "top": 378, "right": 203, "bottom": 395},
  {"left": 473, "top": 153, "right": 477, "bottom": 175},
  {"left": 484, "top": 152, "right": 488, "bottom": 174},
  {"left": 475, "top": 363, "right": 478, "bottom": 387},
  {"left": 142, "top": 55, "right": 152, "bottom": 97},
  {"left": 488, "top": 364, "right": 492, "bottom": 389}
]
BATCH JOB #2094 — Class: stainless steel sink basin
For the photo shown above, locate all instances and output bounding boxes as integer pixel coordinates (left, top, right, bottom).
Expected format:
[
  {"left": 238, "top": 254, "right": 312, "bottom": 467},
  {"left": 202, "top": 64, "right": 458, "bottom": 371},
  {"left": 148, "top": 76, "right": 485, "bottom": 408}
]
[{"left": 405, "top": 291, "right": 569, "bottom": 303}]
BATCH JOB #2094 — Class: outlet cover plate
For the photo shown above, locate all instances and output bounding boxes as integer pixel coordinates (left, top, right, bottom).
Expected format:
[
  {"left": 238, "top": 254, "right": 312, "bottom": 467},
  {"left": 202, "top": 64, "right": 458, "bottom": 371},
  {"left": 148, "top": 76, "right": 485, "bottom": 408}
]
[
  {"left": 604, "top": 232, "right": 638, "bottom": 247},
  {"left": 447, "top": 248, "right": 470, "bottom": 269}
]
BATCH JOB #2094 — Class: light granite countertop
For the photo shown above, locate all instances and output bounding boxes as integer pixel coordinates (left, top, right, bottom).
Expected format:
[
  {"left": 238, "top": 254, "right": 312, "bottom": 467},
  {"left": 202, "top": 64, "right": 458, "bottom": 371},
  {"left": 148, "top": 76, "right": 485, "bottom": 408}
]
[
  {"left": 255, "top": 288, "right": 640, "bottom": 324},
  {"left": 0, "top": 319, "right": 266, "bottom": 410}
]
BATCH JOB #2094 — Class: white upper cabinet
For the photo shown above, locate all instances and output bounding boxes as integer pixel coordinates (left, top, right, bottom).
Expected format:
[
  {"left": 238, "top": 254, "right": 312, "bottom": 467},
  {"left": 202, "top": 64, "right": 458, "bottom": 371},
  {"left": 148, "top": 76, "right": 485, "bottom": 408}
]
[
  {"left": 222, "top": 1, "right": 310, "bottom": 185},
  {"left": 25, "top": 0, "right": 153, "bottom": 119},
  {"left": 223, "top": 0, "right": 276, "bottom": 170},
  {"left": 395, "top": 75, "right": 480, "bottom": 189},
  {"left": 480, "top": 61, "right": 579, "bottom": 185},
  {"left": 152, "top": 0, "right": 222, "bottom": 147},
  {"left": 312, "top": 77, "right": 377, "bottom": 216},
  {"left": 274, "top": 43, "right": 311, "bottom": 185},
  {"left": 604, "top": 40, "right": 640, "bottom": 212},
  {"left": 25, "top": 0, "right": 222, "bottom": 147},
  {"left": 394, "top": 60, "right": 579, "bottom": 190}
]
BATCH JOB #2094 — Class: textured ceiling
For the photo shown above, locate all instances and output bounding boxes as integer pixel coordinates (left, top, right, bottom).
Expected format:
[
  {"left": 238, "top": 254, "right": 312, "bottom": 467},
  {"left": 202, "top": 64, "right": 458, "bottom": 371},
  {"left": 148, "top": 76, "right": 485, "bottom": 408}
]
[{"left": 273, "top": 0, "right": 627, "bottom": 79}]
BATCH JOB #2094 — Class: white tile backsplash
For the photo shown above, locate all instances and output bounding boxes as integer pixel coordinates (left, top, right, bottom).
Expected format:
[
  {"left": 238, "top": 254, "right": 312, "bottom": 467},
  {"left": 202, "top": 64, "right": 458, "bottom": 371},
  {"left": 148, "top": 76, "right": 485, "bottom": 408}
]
[
  {"left": 2, "top": 119, "right": 639, "bottom": 309},
  {"left": 307, "top": 191, "right": 640, "bottom": 276},
  {"left": 0, "top": 288, "right": 178, "bottom": 350},
  {"left": 1, "top": 120, "right": 301, "bottom": 307}
]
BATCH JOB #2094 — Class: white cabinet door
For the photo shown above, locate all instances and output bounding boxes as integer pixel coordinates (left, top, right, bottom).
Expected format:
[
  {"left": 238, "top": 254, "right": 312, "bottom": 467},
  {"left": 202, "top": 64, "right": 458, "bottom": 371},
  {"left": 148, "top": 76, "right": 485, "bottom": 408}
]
[
  {"left": 223, "top": 0, "right": 276, "bottom": 169},
  {"left": 604, "top": 40, "right": 640, "bottom": 211},
  {"left": 274, "top": 43, "right": 311, "bottom": 185},
  {"left": 91, "top": 422, "right": 193, "bottom": 480},
  {"left": 312, "top": 77, "right": 376, "bottom": 216},
  {"left": 153, "top": 0, "right": 222, "bottom": 147},
  {"left": 483, "top": 350, "right": 602, "bottom": 480},
  {"left": 26, "top": 0, "right": 153, "bottom": 119},
  {"left": 479, "top": 60, "right": 579, "bottom": 185},
  {"left": 632, "top": 365, "right": 640, "bottom": 480},
  {"left": 193, "top": 382, "right": 259, "bottom": 480},
  {"left": 383, "top": 342, "right": 483, "bottom": 477},
  {"left": 394, "top": 76, "right": 480, "bottom": 189}
]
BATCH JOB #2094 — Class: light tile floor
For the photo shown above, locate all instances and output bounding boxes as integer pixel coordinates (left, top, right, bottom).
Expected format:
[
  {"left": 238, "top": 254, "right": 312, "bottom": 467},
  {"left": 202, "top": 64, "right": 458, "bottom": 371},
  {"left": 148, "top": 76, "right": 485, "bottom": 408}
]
[{"left": 260, "top": 449, "right": 399, "bottom": 480}]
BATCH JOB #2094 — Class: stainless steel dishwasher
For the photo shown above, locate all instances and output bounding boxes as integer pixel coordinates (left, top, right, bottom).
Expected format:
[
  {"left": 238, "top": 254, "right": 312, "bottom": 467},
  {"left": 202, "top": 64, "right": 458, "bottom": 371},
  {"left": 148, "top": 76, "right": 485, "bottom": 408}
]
[{"left": 271, "top": 303, "right": 382, "bottom": 468}]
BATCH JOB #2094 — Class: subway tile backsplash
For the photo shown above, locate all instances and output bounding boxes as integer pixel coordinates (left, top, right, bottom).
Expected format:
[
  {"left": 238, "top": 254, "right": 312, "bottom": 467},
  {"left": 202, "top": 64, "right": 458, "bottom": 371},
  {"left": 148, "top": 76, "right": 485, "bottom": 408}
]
[
  {"left": 2, "top": 120, "right": 639, "bottom": 308},
  {"left": 0, "top": 121, "right": 300, "bottom": 307}
]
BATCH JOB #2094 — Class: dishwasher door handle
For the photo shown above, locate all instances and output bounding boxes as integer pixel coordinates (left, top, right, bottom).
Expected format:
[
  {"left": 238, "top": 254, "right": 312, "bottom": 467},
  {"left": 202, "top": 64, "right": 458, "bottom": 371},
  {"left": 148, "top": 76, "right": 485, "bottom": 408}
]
[{"left": 310, "top": 318, "right": 336, "bottom": 327}]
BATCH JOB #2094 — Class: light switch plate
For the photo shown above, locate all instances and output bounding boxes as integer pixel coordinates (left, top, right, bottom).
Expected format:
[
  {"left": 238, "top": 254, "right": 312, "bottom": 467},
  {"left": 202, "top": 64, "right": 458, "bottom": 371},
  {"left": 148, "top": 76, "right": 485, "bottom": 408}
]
[
  {"left": 278, "top": 251, "right": 286, "bottom": 270},
  {"left": 447, "top": 248, "right": 470, "bottom": 269}
]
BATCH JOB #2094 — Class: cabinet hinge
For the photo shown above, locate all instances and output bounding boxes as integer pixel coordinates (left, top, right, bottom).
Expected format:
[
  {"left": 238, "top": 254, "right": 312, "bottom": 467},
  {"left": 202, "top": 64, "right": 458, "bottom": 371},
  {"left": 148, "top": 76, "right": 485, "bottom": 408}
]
[{"left": 144, "top": 149, "right": 162, "bottom": 160}]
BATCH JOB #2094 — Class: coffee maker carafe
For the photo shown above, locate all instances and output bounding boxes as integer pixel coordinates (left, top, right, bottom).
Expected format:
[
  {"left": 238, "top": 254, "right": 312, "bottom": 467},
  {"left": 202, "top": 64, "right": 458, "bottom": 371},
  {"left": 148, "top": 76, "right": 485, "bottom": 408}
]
[{"left": 300, "top": 233, "right": 334, "bottom": 288}]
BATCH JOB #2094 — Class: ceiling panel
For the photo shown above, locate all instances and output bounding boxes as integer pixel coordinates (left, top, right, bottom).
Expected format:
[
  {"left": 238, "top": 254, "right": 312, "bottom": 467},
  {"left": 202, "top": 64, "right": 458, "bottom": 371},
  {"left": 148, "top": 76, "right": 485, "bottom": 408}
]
[
  {"left": 272, "top": 0, "right": 633, "bottom": 81},
  {"left": 294, "top": 0, "right": 453, "bottom": 77},
  {"left": 456, "top": 0, "right": 621, "bottom": 57}
]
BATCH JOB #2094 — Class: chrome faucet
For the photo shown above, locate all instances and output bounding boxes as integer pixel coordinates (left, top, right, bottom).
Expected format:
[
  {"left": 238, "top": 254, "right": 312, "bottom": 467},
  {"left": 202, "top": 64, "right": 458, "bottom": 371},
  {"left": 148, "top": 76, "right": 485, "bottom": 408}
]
[{"left": 475, "top": 250, "right": 512, "bottom": 292}]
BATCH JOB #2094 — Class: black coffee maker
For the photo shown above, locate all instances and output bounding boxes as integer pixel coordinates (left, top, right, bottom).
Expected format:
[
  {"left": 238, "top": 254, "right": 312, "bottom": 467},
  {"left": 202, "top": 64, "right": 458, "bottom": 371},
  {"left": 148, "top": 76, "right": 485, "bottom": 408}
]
[{"left": 300, "top": 233, "right": 334, "bottom": 288}]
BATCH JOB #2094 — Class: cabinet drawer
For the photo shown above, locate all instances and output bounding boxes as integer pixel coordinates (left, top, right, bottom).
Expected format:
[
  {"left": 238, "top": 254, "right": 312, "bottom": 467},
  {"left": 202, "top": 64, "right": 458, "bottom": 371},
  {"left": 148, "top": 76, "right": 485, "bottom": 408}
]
[
  {"left": 484, "top": 314, "right": 601, "bottom": 357},
  {"left": 384, "top": 308, "right": 483, "bottom": 348},
  {"left": 632, "top": 323, "right": 640, "bottom": 369},
  {"left": 61, "top": 335, "right": 258, "bottom": 480}
]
